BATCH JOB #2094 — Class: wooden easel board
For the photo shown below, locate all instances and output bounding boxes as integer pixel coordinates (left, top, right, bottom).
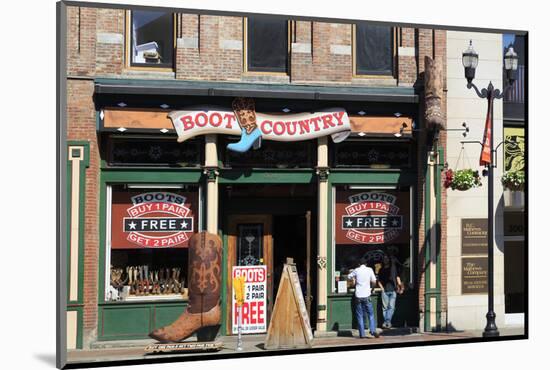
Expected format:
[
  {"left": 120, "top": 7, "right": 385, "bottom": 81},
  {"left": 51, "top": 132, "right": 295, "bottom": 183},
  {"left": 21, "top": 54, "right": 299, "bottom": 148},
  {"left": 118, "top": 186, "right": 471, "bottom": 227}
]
[{"left": 264, "top": 262, "right": 314, "bottom": 349}]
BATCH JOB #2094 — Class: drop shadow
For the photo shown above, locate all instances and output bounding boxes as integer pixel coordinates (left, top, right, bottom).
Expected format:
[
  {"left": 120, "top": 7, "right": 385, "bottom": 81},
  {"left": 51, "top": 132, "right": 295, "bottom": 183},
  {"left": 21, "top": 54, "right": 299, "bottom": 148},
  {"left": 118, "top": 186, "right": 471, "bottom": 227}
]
[{"left": 34, "top": 353, "right": 56, "bottom": 367}]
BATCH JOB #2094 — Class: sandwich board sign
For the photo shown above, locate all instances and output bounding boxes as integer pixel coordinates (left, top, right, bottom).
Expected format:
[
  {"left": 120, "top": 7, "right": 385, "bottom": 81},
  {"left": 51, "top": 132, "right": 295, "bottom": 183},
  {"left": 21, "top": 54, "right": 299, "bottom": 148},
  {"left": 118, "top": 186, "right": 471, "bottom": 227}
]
[{"left": 265, "top": 259, "right": 314, "bottom": 349}]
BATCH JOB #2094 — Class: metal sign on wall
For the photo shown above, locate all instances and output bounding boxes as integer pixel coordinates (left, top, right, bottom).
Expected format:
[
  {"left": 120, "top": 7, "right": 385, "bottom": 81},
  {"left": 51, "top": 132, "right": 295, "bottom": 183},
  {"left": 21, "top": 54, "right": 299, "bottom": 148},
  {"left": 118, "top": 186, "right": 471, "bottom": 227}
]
[
  {"left": 461, "top": 218, "right": 488, "bottom": 255},
  {"left": 462, "top": 257, "right": 488, "bottom": 294},
  {"left": 111, "top": 191, "right": 198, "bottom": 249},
  {"left": 335, "top": 190, "right": 410, "bottom": 245}
]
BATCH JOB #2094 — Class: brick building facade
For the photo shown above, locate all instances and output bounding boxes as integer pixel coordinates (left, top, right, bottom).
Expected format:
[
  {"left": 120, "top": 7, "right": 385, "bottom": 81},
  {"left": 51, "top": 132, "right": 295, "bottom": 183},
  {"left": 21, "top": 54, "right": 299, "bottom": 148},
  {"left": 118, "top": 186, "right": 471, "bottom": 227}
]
[{"left": 64, "top": 4, "right": 448, "bottom": 350}]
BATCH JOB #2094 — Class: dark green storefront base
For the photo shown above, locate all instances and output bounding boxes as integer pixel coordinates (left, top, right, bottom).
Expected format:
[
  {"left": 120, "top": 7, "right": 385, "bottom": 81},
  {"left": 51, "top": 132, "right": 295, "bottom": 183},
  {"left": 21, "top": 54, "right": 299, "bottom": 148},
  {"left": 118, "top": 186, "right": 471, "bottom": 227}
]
[
  {"left": 327, "top": 291, "right": 419, "bottom": 331},
  {"left": 98, "top": 301, "right": 188, "bottom": 341}
]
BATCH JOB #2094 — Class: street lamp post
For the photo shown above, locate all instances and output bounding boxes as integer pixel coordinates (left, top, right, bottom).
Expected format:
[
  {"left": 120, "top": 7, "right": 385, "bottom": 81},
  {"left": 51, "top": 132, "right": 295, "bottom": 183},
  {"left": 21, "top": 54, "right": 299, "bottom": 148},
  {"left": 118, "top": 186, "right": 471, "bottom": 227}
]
[{"left": 461, "top": 40, "right": 518, "bottom": 337}]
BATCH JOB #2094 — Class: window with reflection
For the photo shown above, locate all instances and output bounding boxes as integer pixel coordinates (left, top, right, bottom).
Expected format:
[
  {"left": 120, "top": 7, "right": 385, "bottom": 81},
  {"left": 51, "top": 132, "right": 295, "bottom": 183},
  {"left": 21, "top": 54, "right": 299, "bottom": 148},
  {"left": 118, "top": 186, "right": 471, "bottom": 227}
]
[
  {"left": 333, "top": 187, "right": 412, "bottom": 293},
  {"left": 106, "top": 184, "right": 200, "bottom": 302},
  {"left": 129, "top": 10, "right": 174, "bottom": 68}
]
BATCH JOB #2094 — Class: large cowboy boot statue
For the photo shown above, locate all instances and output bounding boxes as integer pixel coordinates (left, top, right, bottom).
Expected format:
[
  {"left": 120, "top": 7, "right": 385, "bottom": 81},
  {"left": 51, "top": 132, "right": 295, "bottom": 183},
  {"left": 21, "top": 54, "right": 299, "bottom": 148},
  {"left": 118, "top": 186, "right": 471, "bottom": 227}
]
[
  {"left": 227, "top": 97, "right": 263, "bottom": 153},
  {"left": 149, "top": 231, "right": 222, "bottom": 342}
]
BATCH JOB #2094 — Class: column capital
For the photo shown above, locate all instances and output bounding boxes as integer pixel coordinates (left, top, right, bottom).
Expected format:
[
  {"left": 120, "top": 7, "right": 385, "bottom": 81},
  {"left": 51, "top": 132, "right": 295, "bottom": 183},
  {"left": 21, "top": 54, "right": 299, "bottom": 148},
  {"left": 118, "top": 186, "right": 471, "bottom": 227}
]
[
  {"left": 203, "top": 166, "right": 219, "bottom": 182},
  {"left": 316, "top": 167, "right": 330, "bottom": 182}
]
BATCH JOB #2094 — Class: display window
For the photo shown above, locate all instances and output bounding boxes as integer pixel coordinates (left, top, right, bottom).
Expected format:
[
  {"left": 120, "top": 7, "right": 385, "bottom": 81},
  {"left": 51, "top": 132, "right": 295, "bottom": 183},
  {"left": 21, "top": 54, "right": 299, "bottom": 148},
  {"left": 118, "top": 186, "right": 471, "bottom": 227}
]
[
  {"left": 332, "top": 186, "right": 413, "bottom": 292},
  {"left": 105, "top": 184, "right": 201, "bottom": 302}
]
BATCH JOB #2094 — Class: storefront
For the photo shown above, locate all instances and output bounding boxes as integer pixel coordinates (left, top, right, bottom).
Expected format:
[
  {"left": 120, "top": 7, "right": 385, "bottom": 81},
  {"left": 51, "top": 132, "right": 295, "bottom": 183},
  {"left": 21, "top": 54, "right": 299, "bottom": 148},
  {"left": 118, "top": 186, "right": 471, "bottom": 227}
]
[{"left": 89, "top": 78, "right": 430, "bottom": 340}]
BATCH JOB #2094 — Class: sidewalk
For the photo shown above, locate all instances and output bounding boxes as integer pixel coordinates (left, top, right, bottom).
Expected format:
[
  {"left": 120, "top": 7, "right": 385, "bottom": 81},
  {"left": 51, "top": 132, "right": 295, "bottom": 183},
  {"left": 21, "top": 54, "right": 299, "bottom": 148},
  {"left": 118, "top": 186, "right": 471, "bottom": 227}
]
[{"left": 67, "top": 327, "right": 525, "bottom": 365}]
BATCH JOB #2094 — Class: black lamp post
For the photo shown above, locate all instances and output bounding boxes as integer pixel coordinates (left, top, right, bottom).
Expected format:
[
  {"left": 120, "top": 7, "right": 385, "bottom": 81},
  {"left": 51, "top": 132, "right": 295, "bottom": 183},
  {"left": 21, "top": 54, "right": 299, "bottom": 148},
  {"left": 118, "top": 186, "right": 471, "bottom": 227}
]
[{"left": 462, "top": 40, "right": 518, "bottom": 338}]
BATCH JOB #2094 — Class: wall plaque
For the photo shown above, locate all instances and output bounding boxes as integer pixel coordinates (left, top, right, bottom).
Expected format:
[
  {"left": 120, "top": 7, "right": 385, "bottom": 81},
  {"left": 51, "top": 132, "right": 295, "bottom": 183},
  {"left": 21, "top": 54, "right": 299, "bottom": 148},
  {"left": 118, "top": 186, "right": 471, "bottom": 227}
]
[
  {"left": 461, "top": 218, "right": 488, "bottom": 255},
  {"left": 462, "top": 257, "right": 488, "bottom": 294}
]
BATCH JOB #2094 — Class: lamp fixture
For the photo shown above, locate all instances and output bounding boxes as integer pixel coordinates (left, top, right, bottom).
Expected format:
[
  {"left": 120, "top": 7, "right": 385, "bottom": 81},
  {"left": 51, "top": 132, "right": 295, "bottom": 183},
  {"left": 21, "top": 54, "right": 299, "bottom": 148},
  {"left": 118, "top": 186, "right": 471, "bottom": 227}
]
[{"left": 462, "top": 40, "right": 479, "bottom": 84}]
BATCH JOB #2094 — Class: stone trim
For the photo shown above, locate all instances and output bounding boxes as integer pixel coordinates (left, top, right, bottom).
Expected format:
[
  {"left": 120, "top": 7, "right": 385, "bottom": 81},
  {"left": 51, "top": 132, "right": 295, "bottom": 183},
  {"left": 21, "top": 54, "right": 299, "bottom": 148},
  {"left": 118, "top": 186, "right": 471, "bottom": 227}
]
[
  {"left": 97, "top": 33, "right": 123, "bottom": 45},
  {"left": 292, "top": 42, "right": 312, "bottom": 53},
  {"left": 177, "top": 37, "right": 198, "bottom": 49},
  {"left": 219, "top": 39, "right": 242, "bottom": 50},
  {"left": 398, "top": 46, "right": 416, "bottom": 57},
  {"left": 330, "top": 44, "right": 351, "bottom": 55}
]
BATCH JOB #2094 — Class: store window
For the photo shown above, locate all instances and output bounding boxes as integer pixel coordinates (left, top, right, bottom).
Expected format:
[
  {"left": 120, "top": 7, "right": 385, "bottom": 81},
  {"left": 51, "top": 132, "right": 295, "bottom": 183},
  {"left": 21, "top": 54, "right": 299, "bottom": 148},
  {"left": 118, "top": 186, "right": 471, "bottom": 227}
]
[
  {"left": 333, "top": 186, "right": 412, "bottom": 293},
  {"left": 128, "top": 10, "right": 174, "bottom": 68},
  {"left": 105, "top": 184, "right": 201, "bottom": 302},
  {"left": 354, "top": 23, "right": 394, "bottom": 76},
  {"left": 246, "top": 16, "right": 289, "bottom": 73}
]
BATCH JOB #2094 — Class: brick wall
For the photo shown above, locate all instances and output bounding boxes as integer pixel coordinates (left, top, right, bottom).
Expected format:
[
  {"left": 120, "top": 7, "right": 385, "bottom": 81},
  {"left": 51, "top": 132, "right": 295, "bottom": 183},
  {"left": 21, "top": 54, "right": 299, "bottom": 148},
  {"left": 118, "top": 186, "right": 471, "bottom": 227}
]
[
  {"left": 67, "top": 6, "right": 96, "bottom": 76},
  {"left": 66, "top": 79, "right": 100, "bottom": 346},
  {"left": 175, "top": 14, "right": 243, "bottom": 81},
  {"left": 95, "top": 8, "right": 124, "bottom": 75},
  {"left": 415, "top": 29, "right": 448, "bottom": 328},
  {"left": 434, "top": 29, "right": 448, "bottom": 318}
]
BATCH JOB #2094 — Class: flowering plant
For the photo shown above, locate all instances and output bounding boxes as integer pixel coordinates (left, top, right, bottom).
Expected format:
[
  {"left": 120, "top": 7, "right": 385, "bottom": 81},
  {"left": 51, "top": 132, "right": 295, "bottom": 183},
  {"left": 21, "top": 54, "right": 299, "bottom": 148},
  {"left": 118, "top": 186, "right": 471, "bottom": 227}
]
[
  {"left": 443, "top": 169, "right": 482, "bottom": 191},
  {"left": 501, "top": 170, "right": 525, "bottom": 191}
]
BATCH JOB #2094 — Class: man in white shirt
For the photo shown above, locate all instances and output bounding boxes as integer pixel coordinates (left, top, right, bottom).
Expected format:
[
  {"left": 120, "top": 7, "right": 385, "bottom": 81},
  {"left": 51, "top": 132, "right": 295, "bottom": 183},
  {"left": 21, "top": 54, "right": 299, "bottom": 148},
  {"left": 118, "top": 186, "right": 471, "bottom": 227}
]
[{"left": 347, "top": 258, "right": 379, "bottom": 338}]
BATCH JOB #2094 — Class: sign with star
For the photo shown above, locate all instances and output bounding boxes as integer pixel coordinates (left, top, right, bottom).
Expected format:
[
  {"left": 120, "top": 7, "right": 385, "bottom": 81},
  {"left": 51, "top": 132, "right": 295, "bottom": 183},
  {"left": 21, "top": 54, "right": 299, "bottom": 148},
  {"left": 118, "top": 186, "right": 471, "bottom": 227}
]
[
  {"left": 335, "top": 190, "right": 409, "bottom": 245},
  {"left": 111, "top": 190, "right": 198, "bottom": 249}
]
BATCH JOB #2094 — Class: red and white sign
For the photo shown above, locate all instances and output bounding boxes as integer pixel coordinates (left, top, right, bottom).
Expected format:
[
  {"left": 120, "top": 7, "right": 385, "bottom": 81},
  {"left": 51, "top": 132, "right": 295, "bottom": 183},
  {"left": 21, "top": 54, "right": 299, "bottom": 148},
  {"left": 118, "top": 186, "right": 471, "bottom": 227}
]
[
  {"left": 232, "top": 265, "right": 267, "bottom": 334},
  {"left": 169, "top": 107, "right": 350, "bottom": 143},
  {"left": 335, "top": 191, "right": 410, "bottom": 245},
  {"left": 111, "top": 191, "right": 197, "bottom": 249}
]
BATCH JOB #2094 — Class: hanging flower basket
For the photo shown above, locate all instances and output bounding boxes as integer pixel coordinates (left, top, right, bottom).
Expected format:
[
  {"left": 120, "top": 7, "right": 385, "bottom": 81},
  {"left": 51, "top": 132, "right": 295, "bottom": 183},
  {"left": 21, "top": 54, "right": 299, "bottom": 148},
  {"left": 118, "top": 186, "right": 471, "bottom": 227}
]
[
  {"left": 443, "top": 169, "right": 482, "bottom": 191},
  {"left": 501, "top": 170, "right": 525, "bottom": 191},
  {"left": 502, "top": 170, "right": 525, "bottom": 208}
]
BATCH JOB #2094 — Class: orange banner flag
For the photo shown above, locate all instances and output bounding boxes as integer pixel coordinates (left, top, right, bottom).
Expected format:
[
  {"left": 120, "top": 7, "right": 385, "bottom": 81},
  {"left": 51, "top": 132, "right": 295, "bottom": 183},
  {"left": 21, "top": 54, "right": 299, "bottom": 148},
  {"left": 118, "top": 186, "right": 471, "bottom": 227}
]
[{"left": 479, "top": 99, "right": 492, "bottom": 166}]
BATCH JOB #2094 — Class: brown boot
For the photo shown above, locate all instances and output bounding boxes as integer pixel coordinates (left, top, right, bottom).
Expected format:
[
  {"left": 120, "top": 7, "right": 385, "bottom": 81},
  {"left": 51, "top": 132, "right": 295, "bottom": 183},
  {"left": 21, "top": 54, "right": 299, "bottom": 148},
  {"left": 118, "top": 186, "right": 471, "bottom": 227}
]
[{"left": 149, "top": 232, "right": 222, "bottom": 342}]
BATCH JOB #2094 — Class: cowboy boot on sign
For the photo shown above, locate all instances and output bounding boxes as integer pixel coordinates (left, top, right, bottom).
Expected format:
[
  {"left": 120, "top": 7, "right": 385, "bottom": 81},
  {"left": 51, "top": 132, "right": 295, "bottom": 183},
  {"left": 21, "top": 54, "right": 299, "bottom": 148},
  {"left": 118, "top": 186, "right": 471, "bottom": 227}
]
[{"left": 227, "top": 97, "right": 263, "bottom": 153}]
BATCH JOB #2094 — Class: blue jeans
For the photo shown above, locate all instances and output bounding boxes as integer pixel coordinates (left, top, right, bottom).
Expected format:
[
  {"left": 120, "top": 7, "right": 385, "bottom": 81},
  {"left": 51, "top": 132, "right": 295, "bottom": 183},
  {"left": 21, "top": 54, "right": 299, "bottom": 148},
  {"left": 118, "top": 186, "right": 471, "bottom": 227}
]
[
  {"left": 381, "top": 290, "right": 397, "bottom": 325},
  {"left": 354, "top": 296, "right": 376, "bottom": 337}
]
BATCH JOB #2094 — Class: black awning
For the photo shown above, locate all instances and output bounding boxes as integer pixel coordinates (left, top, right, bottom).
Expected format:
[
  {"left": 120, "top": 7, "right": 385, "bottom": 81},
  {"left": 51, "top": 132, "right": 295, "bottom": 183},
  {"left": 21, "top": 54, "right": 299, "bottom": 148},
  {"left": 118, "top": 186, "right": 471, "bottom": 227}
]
[{"left": 94, "top": 78, "right": 419, "bottom": 104}]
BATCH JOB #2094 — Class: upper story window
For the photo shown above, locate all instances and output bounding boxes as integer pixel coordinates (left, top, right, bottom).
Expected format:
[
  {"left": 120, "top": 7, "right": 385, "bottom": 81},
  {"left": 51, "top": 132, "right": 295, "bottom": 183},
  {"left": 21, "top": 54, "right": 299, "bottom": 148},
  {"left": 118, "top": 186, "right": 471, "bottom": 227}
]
[
  {"left": 353, "top": 23, "right": 395, "bottom": 76},
  {"left": 127, "top": 10, "right": 174, "bottom": 69},
  {"left": 245, "top": 16, "right": 289, "bottom": 74}
]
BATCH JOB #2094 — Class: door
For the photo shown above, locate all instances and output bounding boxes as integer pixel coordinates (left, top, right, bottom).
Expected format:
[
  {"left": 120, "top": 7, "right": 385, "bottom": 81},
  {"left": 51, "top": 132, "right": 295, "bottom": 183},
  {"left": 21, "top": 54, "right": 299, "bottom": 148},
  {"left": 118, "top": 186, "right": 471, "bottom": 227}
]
[{"left": 226, "top": 215, "right": 273, "bottom": 334}]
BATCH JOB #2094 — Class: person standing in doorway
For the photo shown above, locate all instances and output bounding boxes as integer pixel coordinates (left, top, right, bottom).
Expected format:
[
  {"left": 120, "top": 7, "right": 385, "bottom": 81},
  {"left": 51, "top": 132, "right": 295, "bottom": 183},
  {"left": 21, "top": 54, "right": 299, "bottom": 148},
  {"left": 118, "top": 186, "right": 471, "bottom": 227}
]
[
  {"left": 347, "top": 258, "right": 379, "bottom": 339},
  {"left": 377, "top": 253, "right": 404, "bottom": 329}
]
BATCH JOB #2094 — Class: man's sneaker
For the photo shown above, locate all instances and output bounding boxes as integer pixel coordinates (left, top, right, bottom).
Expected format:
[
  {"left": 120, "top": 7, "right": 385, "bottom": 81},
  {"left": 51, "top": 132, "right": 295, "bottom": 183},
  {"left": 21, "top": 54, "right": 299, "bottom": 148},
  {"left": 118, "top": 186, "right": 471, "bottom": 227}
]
[{"left": 371, "top": 330, "right": 380, "bottom": 338}]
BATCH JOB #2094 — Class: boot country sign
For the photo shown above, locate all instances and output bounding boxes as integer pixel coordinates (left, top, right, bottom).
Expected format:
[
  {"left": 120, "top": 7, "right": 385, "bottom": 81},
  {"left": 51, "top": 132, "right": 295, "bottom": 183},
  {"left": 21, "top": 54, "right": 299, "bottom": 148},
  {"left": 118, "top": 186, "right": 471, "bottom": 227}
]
[
  {"left": 169, "top": 108, "right": 350, "bottom": 142},
  {"left": 111, "top": 191, "right": 198, "bottom": 248},
  {"left": 168, "top": 97, "right": 351, "bottom": 153}
]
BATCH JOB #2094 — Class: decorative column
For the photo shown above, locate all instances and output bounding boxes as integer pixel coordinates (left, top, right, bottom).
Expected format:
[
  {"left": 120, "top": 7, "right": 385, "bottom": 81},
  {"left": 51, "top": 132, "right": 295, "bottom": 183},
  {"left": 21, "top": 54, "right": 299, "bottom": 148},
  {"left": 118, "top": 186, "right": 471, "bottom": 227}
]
[
  {"left": 315, "top": 137, "right": 330, "bottom": 333},
  {"left": 67, "top": 142, "right": 89, "bottom": 350},
  {"left": 204, "top": 135, "right": 219, "bottom": 234}
]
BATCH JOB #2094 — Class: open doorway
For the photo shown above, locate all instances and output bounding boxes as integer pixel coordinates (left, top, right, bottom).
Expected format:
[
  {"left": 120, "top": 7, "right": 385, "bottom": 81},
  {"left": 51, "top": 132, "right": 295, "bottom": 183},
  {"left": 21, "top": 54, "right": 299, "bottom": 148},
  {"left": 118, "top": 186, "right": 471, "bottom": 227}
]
[
  {"left": 273, "top": 213, "right": 316, "bottom": 327},
  {"left": 222, "top": 184, "right": 317, "bottom": 333}
]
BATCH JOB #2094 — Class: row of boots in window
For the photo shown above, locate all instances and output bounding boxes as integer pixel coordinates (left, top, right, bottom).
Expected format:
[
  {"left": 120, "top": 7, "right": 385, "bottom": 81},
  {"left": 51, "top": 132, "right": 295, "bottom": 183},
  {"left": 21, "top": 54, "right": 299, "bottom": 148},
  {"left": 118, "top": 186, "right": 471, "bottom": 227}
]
[{"left": 110, "top": 266, "right": 186, "bottom": 296}]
